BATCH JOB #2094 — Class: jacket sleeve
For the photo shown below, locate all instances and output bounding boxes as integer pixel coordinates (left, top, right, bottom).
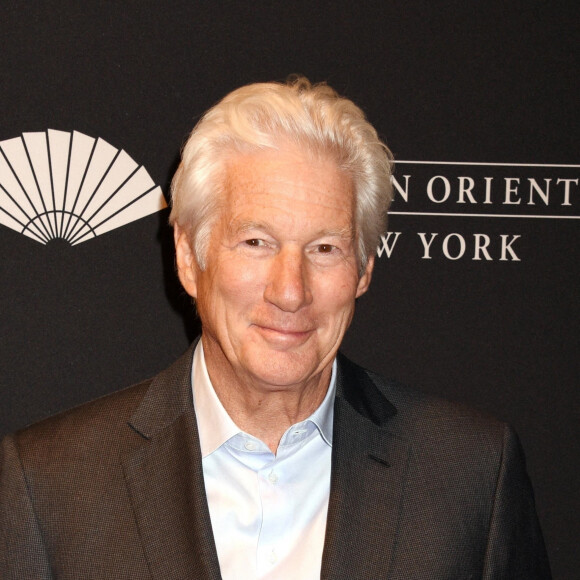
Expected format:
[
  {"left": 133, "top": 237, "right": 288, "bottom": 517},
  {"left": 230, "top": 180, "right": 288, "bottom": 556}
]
[
  {"left": 482, "top": 424, "right": 551, "bottom": 579},
  {"left": 0, "top": 434, "right": 53, "bottom": 580}
]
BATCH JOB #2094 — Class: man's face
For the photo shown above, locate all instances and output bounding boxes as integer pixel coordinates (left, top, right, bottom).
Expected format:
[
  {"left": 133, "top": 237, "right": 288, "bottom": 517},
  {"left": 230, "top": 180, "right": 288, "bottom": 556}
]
[{"left": 175, "top": 147, "right": 373, "bottom": 393}]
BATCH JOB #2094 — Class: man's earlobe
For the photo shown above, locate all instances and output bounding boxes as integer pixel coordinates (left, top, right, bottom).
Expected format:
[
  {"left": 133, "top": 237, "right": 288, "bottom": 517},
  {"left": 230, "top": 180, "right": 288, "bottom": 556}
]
[
  {"left": 355, "top": 255, "right": 374, "bottom": 298},
  {"left": 174, "top": 224, "right": 198, "bottom": 298}
]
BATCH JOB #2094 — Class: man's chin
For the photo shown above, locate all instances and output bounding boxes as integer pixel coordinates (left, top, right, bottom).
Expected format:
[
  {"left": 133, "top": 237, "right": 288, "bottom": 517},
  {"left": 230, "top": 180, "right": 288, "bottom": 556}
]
[{"left": 243, "top": 352, "right": 324, "bottom": 390}]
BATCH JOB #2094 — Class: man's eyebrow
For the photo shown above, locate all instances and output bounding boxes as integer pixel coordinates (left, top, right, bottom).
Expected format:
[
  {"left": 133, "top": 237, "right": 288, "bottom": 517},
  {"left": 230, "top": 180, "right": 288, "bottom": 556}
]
[
  {"left": 231, "top": 222, "right": 354, "bottom": 238},
  {"left": 319, "top": 227, "right": 355, "bottom": 240},
  {"left": 227, "top": 220, "right": 355, "bottom": 242},
  {"left": 228, "top": 221, "right": 268, "bottom": 236}
]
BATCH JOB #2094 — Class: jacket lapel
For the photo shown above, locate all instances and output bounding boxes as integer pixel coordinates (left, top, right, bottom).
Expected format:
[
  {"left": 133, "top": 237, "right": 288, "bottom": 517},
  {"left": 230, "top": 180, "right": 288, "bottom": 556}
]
[
  {"left": 122, "top": 345, "right": 222, "bottom": 580},
  {"left": 321, "top": 355, "right": 410, "bottom": 579}
]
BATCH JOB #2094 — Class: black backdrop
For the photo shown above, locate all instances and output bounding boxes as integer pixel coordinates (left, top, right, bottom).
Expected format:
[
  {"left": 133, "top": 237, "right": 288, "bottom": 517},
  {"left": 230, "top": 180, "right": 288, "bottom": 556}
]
[{"left": 1, "top": 2, "right": 578, "bottom": 577}]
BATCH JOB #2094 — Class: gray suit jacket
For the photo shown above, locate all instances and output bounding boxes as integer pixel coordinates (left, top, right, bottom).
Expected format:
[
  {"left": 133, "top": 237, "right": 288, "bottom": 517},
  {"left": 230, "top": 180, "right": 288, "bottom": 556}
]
[{"left": 0, "top": 346, "right": 550, "bottom": 579}]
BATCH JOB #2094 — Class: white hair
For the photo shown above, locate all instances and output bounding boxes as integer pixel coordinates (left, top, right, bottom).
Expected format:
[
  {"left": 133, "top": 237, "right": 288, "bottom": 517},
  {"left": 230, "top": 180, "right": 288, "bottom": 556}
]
[{"left": 170, "top": 76, "right": 394, "bottom": 274}]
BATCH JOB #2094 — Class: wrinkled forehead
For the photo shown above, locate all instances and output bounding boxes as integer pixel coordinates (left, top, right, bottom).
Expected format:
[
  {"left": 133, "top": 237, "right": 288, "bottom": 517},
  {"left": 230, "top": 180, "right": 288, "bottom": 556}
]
[{"left": 220, "top": 147, "right": 355, "bottom": 216}]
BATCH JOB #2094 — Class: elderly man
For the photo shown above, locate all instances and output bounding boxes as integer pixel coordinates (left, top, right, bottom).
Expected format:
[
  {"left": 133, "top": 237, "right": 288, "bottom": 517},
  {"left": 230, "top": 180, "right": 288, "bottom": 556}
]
[{"left": 1, "top": 78, "right": 550, "bottom": 579}]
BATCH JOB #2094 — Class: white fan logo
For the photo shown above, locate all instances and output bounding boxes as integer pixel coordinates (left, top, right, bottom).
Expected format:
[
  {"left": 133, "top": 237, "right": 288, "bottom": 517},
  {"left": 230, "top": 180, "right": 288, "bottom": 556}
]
[{"left": 0, "top": 129, "right": 167, "bottom": 245}]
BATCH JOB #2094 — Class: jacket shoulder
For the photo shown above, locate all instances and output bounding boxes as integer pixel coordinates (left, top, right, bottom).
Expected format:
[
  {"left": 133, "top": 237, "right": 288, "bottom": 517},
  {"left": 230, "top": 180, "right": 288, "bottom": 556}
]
[
  {"left": 338, "top": 353, "right": 507, "bottom": 450},
  {"left": 8, "top": 379, "right": 153, "bottom": 467},
  {"left": 9, "top": 344, "right": 197, "bottom": 463}
]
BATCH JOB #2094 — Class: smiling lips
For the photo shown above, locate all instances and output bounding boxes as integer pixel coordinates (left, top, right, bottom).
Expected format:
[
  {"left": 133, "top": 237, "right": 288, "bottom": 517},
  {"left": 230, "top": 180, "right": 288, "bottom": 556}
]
[{"left": 253, "top": 323, "right": 315, "bottom": 346}]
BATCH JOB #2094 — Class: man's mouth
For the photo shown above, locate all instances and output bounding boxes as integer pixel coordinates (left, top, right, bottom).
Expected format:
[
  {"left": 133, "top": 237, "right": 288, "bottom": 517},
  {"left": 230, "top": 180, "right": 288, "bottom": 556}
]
[{"left": 252, "top": 324, "right": 315, "bottom": 346}]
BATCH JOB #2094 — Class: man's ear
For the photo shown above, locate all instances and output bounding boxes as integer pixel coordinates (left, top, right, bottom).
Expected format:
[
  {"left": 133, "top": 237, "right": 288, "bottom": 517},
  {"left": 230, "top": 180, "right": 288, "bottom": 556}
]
[
  {"left": 174, "top": 224, "right": 198, "bottom": 298},
  {"left": 355, "top": 255, "right": 374, "bottom": 298}
]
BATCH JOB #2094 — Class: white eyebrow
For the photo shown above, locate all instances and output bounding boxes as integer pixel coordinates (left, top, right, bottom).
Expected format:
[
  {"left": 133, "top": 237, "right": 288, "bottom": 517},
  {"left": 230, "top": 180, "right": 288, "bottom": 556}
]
[
  {"left": 230, "top": 221, "right": 355, "bottom": 242},
  {"left": 318, "top": 227, "right": 355, "bottom": 240},
  {"left": 232, "top": 221, "right": 267, "bottom": 234}
]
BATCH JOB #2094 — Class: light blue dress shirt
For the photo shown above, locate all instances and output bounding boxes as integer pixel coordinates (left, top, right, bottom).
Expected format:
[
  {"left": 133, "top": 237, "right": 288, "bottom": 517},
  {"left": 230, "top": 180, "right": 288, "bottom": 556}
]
[{"left": 192, "top": 343, "right": 335, "bottom": 580}]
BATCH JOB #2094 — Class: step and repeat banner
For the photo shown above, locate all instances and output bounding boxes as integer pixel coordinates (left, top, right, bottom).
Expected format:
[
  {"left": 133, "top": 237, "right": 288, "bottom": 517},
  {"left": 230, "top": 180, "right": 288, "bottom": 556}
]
[{"left": 1, "top": 2, "right": 577, "bottom": 577}]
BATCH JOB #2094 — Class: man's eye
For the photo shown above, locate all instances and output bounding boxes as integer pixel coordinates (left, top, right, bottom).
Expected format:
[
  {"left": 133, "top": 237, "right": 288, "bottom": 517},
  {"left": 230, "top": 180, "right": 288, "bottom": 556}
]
[
  {"left": 317, "top": 244, "right": 334, "bottom": 253},
  {"left": 245, "top": 239, "right": 265, "bottom": 247}
]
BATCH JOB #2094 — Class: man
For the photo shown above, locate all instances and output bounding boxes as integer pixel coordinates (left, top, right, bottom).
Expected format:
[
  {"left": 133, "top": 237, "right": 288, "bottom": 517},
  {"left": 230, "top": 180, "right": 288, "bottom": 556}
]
[{"left": 0, "top": 78, "right": 550, "bottom": 579}]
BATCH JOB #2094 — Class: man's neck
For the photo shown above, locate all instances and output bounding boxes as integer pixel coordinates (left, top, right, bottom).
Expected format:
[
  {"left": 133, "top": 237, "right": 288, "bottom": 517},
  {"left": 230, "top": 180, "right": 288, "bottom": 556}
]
[{"left": 201, "top": 337, "right": 333, "bottom": 453}]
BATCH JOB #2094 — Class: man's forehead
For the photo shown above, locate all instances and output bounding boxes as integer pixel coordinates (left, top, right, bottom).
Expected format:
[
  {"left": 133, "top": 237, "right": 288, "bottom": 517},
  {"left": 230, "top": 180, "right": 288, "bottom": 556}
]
[
  {"left": 223, "top": 152, "right": 353, "bottom": 202},
  {"left": 224, "top": 146, "right": 349, "bottom": 184}
]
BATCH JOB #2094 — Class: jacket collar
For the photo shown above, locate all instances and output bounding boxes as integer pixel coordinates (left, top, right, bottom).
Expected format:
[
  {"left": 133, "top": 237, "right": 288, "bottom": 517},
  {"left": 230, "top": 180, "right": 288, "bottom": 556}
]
[
  {"left": 321, "top": 353, "right": 410, "bottom": 579},
  {"left": 335, "top": 352, "right": 397, "bottom": 426},
  {"left": 123, "top": 341, "right": 222, "bottom": 580}
]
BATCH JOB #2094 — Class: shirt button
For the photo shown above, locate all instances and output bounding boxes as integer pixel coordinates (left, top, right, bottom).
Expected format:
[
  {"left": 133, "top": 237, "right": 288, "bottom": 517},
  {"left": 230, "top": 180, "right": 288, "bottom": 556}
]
[
  {"left": 269, "top": 549, "right": 277, "bottom": 564},
  {"left": 244, "top": 441, "right": 256, "bottom": 451},
  {"left": 268, "top": 470, "right": 278, "bottom": 483}
]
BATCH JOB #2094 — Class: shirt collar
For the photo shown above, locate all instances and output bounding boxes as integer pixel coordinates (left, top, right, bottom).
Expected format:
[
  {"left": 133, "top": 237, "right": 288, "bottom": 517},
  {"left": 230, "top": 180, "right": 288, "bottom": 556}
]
[{"left": 192, "top": 341, "right": 336, "bottom": 458}]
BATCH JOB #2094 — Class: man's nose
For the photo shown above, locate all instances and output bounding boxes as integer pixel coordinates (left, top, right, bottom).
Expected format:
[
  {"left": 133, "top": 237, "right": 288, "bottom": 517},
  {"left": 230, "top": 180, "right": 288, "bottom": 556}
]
[{"left": 263, "top": 247, "right": 312, "bottom": 312}]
